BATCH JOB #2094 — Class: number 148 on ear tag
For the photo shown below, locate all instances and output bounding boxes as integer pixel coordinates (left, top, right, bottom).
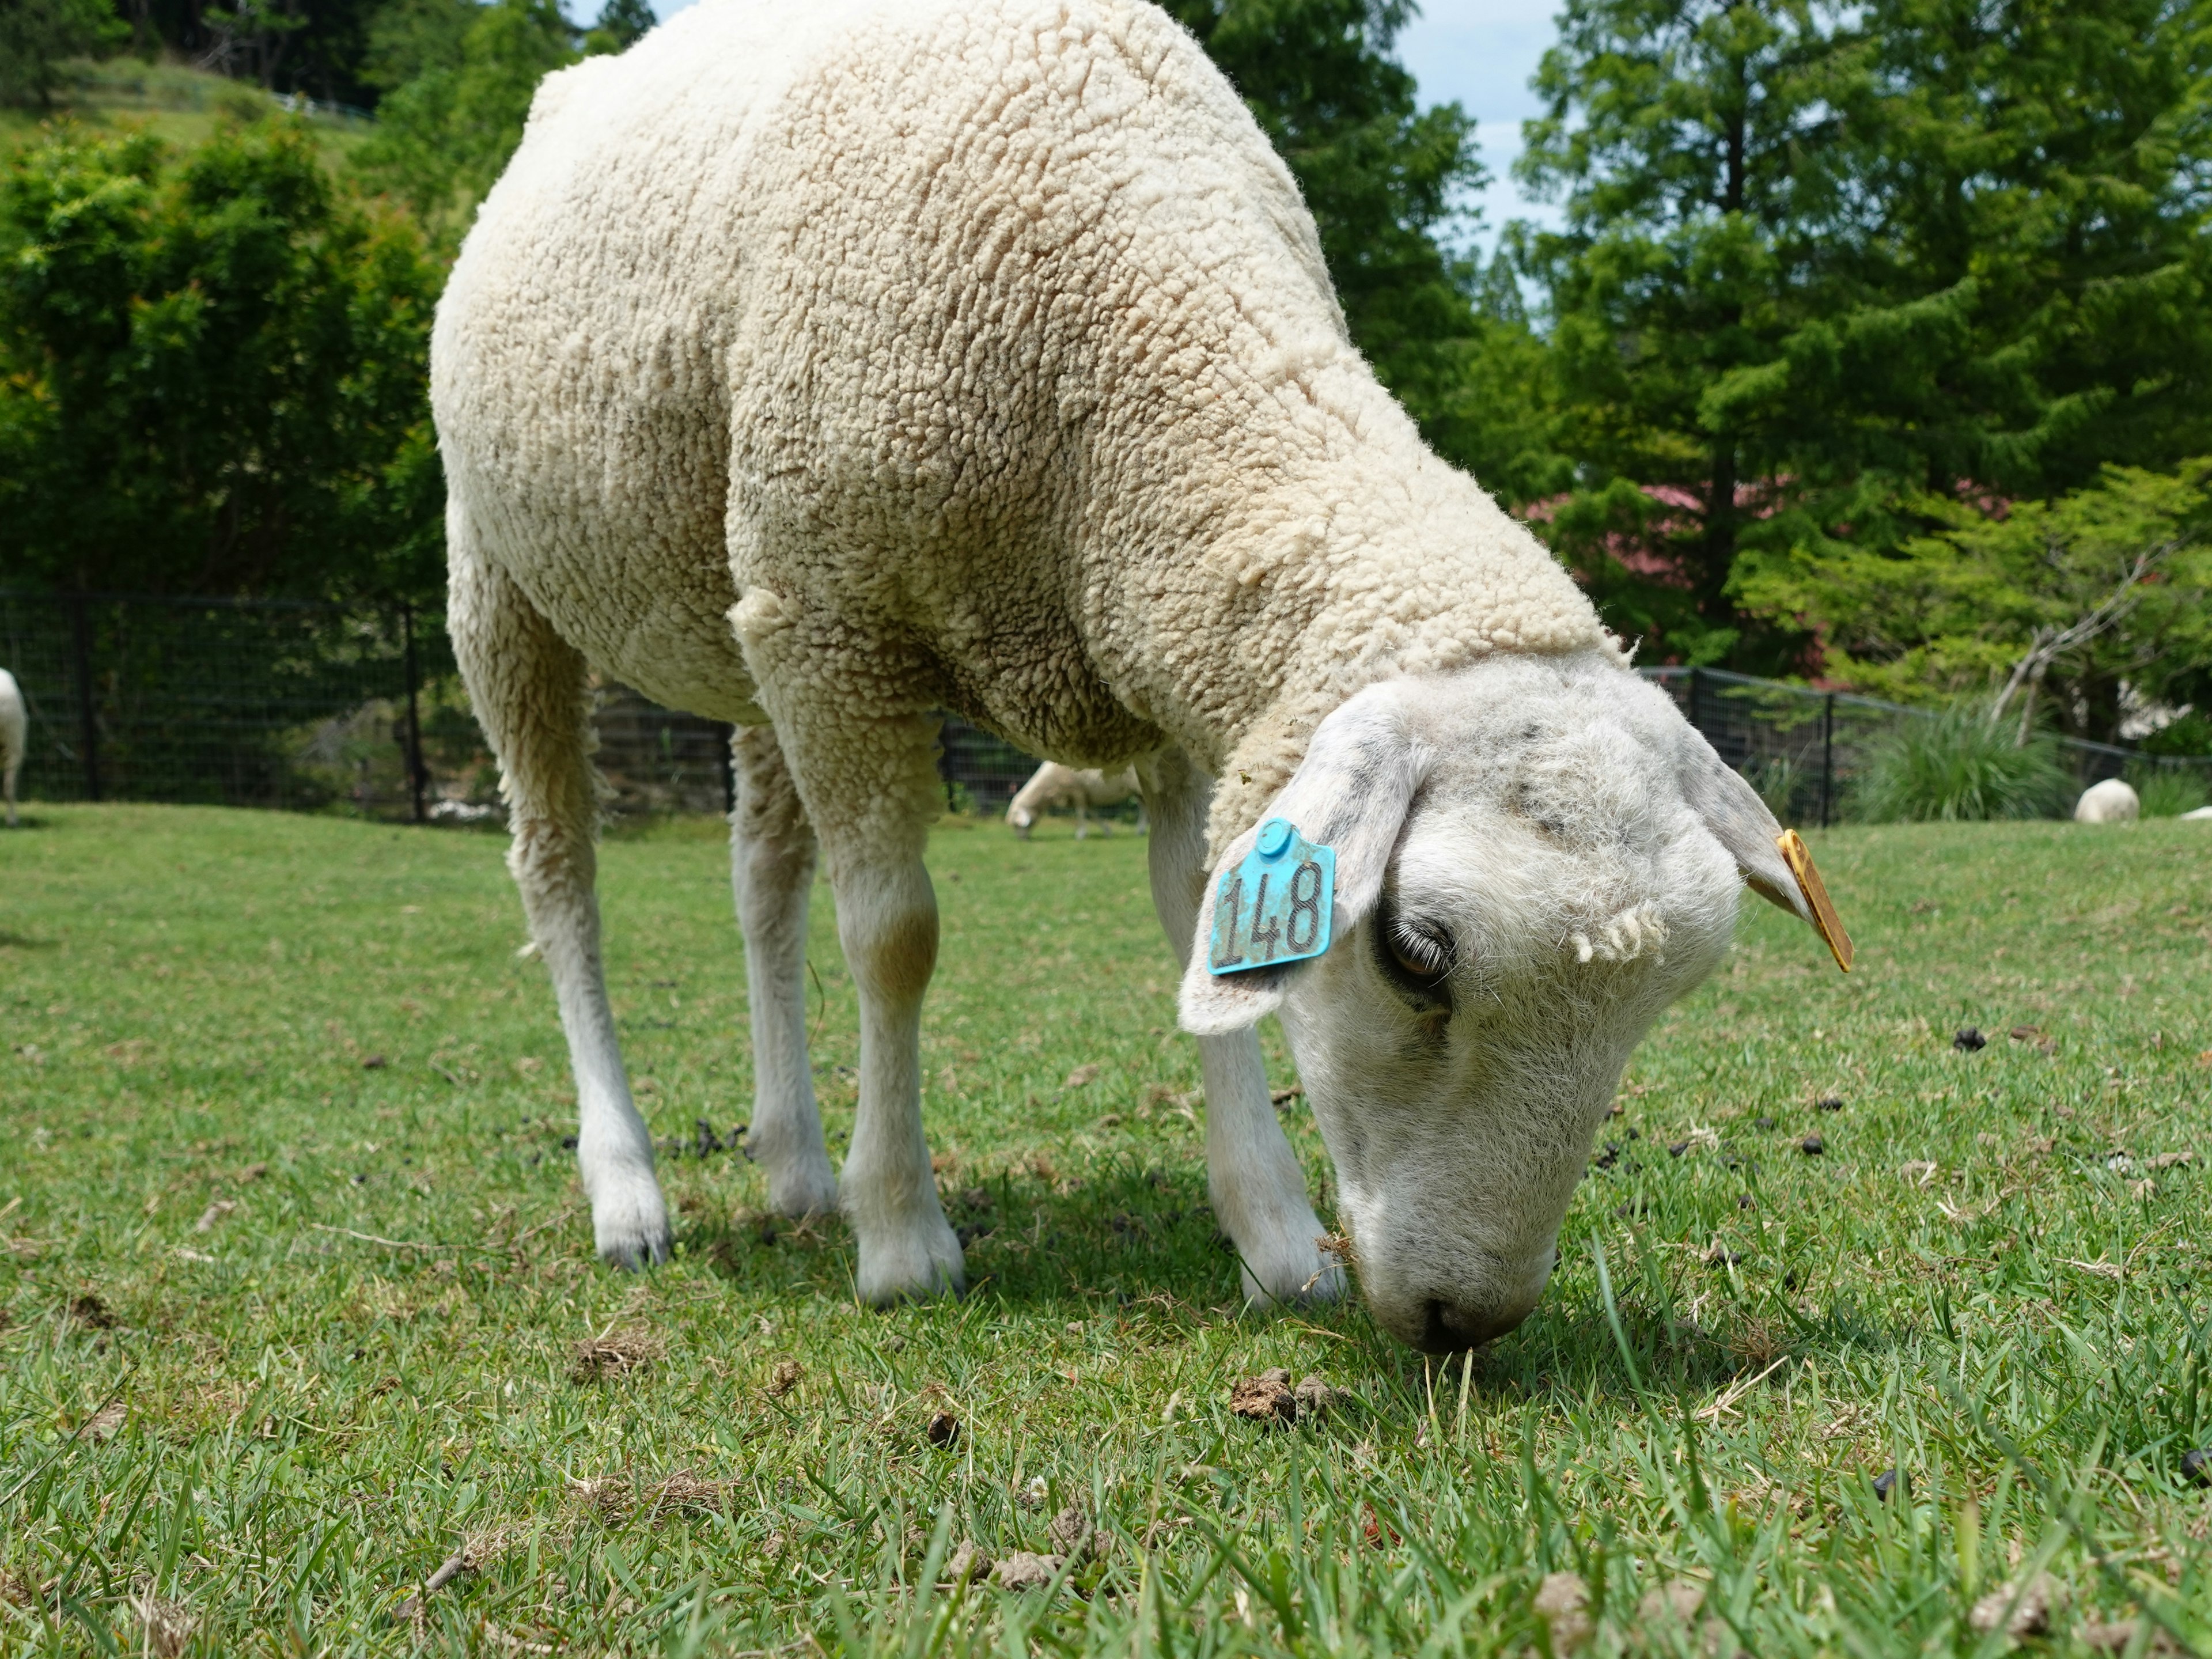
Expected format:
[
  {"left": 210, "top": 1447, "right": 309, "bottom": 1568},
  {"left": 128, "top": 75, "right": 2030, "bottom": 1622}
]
[{"left": 1209, "top": 818, "right": 1335, "bottom": 975}]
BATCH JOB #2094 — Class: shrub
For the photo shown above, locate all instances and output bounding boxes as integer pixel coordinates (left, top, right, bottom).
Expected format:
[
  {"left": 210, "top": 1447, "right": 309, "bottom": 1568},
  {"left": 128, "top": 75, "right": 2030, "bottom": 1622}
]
[
  {"left": 1854, "top": 703, "right": 2072, "bottom": 823},
  {"left": 2132, "top": 767, "right": 2210, "bottom": 819},
  {"left": 2141, "top": 711, "right": 2212, "bottom": 757}
]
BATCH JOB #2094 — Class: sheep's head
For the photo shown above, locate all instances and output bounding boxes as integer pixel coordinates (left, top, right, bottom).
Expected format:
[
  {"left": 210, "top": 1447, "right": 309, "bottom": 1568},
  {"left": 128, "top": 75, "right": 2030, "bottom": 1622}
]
[{"left": 1180, "top": 652, "right": 1834, "bottom": 1351}]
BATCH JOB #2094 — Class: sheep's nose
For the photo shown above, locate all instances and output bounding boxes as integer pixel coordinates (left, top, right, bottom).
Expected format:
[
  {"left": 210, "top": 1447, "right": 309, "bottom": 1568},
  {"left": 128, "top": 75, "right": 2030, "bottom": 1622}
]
[{"left": 1416, "top": 1296, "right": 1531, "bottom": 1353}]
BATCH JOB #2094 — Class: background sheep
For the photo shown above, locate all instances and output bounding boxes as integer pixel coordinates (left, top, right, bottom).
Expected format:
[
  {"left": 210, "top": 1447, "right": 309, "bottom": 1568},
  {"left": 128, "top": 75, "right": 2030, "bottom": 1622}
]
[
  {"left": 431, "top": 0, "right": 1834, "bottom": 1345},
  {"left": 1006, "top": 762, "right": 1143, "bottom": 840},
  {"left": 2075, "top": 778, "right": 2139, "bottom": 823},
  {"left": 0, "top": 669, "right": 24, "bottom": 828}
]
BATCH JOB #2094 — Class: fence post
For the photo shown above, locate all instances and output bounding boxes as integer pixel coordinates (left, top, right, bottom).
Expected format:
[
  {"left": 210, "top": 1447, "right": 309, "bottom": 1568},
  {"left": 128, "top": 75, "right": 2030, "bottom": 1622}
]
[
  {"left": 68, "top": 592, "right": 100, "bottom": 802},
  {"left": 401, "top": 602, "right": 427, "bottom": 824},
  {"left": 1820, "top": 693, "right": 1835, "bottom": 830},
  {"left": 718, "top": 722, "right": 737, "bottom": 817}
]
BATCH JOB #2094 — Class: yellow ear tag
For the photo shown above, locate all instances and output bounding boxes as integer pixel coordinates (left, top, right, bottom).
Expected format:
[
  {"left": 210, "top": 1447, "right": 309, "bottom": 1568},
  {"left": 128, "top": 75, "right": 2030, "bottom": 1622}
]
[{"left": 1777, "top": 829, "right": 1853, "bottom": 974}]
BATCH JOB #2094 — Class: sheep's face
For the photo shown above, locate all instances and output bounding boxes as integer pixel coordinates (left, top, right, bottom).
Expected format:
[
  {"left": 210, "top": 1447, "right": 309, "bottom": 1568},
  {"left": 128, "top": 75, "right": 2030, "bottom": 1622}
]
[{"left": 1181, "top": 653, "right": 1821, "bottom": 1351}]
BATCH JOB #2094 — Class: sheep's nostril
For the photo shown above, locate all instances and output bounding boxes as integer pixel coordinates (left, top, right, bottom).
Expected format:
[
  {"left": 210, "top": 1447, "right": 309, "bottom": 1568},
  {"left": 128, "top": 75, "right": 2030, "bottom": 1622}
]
[{"left": 1414, "top": 1297, "right": 1531, "bottom": 1354}]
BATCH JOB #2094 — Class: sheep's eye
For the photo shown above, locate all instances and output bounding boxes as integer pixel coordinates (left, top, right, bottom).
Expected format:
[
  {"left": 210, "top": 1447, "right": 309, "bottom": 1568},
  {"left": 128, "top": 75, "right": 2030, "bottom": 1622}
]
[{"left": 1378, "top": 911, "right": 1456, "bottom": 1005}]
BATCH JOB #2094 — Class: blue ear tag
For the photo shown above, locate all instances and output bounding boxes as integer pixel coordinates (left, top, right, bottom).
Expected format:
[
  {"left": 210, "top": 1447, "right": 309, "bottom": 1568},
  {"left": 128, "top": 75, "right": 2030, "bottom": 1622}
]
[{"left": 1208, "top": 817, "right": 1336, "bottom": 975}]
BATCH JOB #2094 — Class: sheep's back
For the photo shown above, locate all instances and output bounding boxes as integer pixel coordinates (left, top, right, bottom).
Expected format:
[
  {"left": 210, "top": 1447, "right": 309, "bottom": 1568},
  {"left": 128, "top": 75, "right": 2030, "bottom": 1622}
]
[{"left": 431, "top": 0, "right": 1346, "bottom": 763}]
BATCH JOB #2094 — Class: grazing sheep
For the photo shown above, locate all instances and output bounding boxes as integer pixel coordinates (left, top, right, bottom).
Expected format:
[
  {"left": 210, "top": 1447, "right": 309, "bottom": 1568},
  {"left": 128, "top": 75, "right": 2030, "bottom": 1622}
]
[
  {"left": 1006, "top": 762, "right": 1143, "bottom": 840},
  {"left": 0, "top": 669, "right": 24, "bottom": 829},
  {"left": 430, "top": 0, "right": 1841, "bottom": 1347},
  {"left": 2074, "top": 779, "right": 2139, "bottom": 823}
]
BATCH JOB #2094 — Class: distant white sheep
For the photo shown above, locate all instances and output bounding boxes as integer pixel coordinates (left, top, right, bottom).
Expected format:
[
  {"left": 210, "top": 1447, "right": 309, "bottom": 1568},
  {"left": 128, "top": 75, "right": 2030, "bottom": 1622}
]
[
  {"left": 1005, "top": 762, "right": 1142, "bottom": 840},
  {"left": 2074, "top": 778, "right": 2139, "bottom": 823},
  {"left": 0, "top": 669, "right": 24, "bottom": 829}
]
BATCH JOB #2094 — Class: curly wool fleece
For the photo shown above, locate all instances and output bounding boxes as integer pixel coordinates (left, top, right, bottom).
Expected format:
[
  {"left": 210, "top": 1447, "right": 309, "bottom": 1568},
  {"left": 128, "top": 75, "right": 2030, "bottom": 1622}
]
[{"left": 432, "top": 0, "right": 1608, "bottom": 858}]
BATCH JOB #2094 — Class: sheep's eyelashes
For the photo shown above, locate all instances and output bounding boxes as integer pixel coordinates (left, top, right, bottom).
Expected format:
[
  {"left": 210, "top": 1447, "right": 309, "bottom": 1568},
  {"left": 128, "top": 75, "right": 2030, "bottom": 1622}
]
[{"left": 1382, "top": 915, "right": 1456, "bottom": 993}]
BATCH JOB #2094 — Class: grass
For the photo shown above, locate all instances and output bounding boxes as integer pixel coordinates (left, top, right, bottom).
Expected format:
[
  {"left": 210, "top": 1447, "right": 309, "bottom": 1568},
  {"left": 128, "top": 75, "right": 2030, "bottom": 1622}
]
[
  {"left": 2, "top": 60, "right": 373, "bottom": 163},
  {"left": 2, "top": 802, "right": 2211, "bottom": 1654}
]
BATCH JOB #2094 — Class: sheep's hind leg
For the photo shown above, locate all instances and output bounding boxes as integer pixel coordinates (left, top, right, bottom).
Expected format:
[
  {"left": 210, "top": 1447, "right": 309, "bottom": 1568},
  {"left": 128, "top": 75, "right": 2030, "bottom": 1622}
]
[
  {"left": 449, "top": 530, "right": 668, "bottom": 1269},
  {"left": 730, "top": 724, "right": 837, "bottom": 1218},
  {"left": 1137, "top": 748, "right": 1342, "bottom": 1307}
]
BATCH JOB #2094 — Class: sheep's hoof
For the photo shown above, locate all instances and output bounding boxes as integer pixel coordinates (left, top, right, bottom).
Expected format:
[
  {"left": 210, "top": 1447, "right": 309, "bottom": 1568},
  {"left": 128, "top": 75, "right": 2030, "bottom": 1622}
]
[
  {"left": 766, "top": 1162, "right": 839, "bottom": 1221},
  {"left": 1240, "top": 1245, "right": 1346, "bottom": 1309},
  {"left": 592, "top": 1192, "right": 673, "bottom": 1271},
  {"left": 854, "top": 1219, "right": 965, "bottom": 1305}
]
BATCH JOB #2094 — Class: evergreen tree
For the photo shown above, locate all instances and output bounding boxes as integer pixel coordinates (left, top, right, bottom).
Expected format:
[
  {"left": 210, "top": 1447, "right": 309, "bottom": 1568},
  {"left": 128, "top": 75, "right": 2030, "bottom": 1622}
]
[
  {"left": 352, "top": 0, "right": 579, "bottom": 241},
  {"left": 1, "top": 0, "right": 126, "bottom": 109},
  {"left": 585, "top": 0, "right": 654, "bottom": 55},
  {"left": 1161, "top": 0, "right": 1564, "bottom": 503},
  {"left": 1518, "top": 0, "right": 2212, "bottom": 669}
]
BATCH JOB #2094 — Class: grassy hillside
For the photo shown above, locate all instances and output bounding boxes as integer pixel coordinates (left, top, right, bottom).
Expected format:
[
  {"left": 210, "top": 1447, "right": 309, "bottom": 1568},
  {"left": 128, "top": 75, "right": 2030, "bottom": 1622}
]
[
  {"left": 1, "top": 805, "right": 2209, "bottom": 1652},
  {"left": 1, "top": 59, "right": 372, "bottom": 162}
]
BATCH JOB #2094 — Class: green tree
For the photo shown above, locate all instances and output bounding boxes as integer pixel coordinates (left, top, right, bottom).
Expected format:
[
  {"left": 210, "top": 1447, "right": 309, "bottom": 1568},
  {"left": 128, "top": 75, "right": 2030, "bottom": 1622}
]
[
  {"left": 357, "top": 0, "right": 476, "bottom": 96},
  {"left": 1517, "top": 0, "right": 2212, "bottom": 670},
  {"left": 0, "top": 119, "right": 445, "bottom": 600},
  {"left": 351, "top": 0, "right": 579, "bottom": 241},
  {"left": 1161, "top": 0, "right": 1566, "bottom": 503},
  {"left": 585, "top": 0, "right": 654, "bottom": 55},
  {"left": 130, "top": 0, "right": 387, "bottom": 108},
  {"left": 0, "top": 0, "right": 126, "bottom": 110},
  {"left": 1736, "top": 461, "right": 2212, "bottom": 744}
]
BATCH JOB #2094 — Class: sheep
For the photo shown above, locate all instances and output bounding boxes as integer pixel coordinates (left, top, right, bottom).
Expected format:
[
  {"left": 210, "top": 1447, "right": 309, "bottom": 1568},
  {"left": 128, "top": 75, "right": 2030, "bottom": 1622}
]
[
  {"left": 429, "top": 0, "right": 1842, "bottom": 1347},
  {"left": 2074, "top": 779, "right": 2139, "bottom": 823},
  {"left": 0, "top": 669, "right": 24, "bottom": 829},
  {"left": 1006, "top": 762, "right": 1143, "bottom": 840}
]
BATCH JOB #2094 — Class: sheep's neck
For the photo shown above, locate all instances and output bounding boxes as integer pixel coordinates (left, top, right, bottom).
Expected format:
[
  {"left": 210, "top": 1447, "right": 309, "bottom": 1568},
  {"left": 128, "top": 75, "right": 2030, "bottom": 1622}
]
[{"left": 1084, "top": 370, "right": 1608, "bottom": 862}]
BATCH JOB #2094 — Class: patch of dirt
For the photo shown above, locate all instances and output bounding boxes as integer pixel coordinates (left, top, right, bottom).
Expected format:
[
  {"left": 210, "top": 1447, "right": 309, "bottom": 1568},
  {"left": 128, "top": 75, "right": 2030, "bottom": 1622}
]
[
  {"left": 1533, "top": 1571, "right": 1592, "bottom": 1652},
  {"left": 571, "top": 1470, "right": 733, "bottom": 1521},
  {"left": 67, "top": 1293, "right": 116, "bottom": 1329},
  {"left": 1971, "top": 1574, "right": 2063, "bottom": 1638},
  {"left": 131, "top": 1586, "right": 196, "bottom": 1657},
  {"left": 570, "top": 1325, "right": 661, "bottom": 1381}
]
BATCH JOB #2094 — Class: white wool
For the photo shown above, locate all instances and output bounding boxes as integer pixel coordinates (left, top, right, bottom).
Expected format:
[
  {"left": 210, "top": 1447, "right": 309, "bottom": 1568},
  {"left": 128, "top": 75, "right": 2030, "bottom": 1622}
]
[
  {"left": 430, "top": 0, "right": 1813, "bottom": 1344},
  {"left": 433, "top": 0, "right": 1604, "bottom": 861},
  {"left": 0, "top": 669, "right": 24, "bottom": 830},
  {"left": 2074, "top": 778, "right": 2139, "bottom": 823}
]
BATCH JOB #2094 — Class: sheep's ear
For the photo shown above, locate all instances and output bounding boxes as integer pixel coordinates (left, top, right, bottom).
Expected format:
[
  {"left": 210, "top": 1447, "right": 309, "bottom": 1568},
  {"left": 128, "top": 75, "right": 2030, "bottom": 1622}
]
[
  {"left": 1179, "top": 687, "right": 1427, "bottom": 1035},
  {"left": 1680, "top": 730, "right": 1817, "bottom": 925}
]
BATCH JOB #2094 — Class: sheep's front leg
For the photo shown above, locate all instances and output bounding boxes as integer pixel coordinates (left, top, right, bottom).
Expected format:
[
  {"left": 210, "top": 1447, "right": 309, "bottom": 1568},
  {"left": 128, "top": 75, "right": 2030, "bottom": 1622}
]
[
  {"left": 832, "top": 840, "right": 963, "bottom": 1302},
  {"left": 729, "top": 586, "right": 962, "bottom": 1301},
  {"left": 730, "top": 725, "right": 837, "bottom": 1218},
  {"left": 450, "top": 528, "right": 668, "bottom": 1268},
  {"left": 1137, "top": 748, "right": 1341, "bottom": 1306}
]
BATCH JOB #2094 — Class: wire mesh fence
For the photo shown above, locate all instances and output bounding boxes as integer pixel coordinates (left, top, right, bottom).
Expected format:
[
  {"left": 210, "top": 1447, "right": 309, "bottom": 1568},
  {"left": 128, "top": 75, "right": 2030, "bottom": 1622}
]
[
  {"left": 5, "top": 590, "right": 2206, "bottom": 830},
  {"left": 1640, "top": 666, "right": 2212, "bottom": 826}
]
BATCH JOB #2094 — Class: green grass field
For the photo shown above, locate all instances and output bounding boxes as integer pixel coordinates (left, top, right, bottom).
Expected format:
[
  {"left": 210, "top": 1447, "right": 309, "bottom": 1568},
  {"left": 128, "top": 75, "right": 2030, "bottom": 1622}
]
[
  {"left": 2, "top": 61, "right": 372, "bottom": 162},
  {"left": 2, "top": 802, "right": 2210, "bottom": 1655}
]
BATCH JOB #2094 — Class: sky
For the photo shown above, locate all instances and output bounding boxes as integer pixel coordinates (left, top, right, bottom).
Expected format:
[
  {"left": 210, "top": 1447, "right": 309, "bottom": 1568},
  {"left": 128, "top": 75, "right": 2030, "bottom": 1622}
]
[
  {"left": 639, "top": 0, "right": 1566, "bottom": 253},
  {"left": 1395, "top": 1, "right": 1567, "bottom": 253}
]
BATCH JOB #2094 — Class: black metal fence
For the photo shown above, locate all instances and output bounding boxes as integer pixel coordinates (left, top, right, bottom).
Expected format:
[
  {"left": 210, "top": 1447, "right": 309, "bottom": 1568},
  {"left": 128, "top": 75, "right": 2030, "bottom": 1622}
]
[
  {"left": 5, "top": 590, "right": 2205, "bottom": 827},
  {"left": 1643, "top": 666, "right": 2212, "bottom": 827}
]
